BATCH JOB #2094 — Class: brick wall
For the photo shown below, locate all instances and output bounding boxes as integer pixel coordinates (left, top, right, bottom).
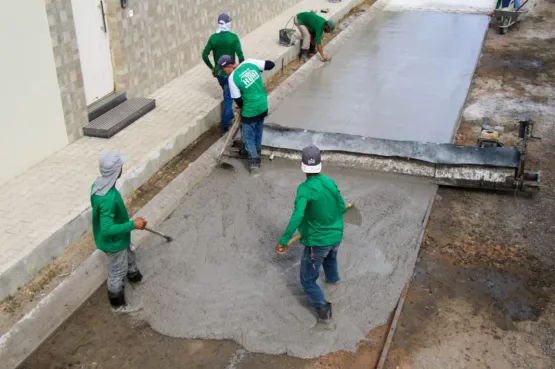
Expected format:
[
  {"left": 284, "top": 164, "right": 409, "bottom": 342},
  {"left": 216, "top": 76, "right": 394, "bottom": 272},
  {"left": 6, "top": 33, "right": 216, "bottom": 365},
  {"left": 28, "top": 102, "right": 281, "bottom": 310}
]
[
  {"left": 44, "top": 0, "right": 301, "bottom": 142},
  {"left": 105, "top": 0, "right": 301, "bottom": 98},
  {"left": 44, "top": 0, "right": 88, "bottom": 143}
]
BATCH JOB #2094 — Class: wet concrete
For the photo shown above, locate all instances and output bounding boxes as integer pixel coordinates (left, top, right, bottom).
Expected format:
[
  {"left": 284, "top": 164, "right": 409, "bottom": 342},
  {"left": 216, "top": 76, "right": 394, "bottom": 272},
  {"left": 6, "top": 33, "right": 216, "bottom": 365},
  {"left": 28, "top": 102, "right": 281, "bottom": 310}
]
[
  {"left": 267, "top": 11, "right": 489, "bottom": 143},
  {"left": 127, "top": 159, "right": 436, "bottom": 358}
]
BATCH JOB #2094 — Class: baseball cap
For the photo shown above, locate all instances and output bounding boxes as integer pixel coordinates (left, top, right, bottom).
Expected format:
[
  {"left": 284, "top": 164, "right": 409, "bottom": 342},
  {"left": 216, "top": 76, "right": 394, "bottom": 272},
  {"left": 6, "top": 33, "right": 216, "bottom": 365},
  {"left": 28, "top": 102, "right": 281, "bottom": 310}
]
[
  {"left": 217, "top": 55, "right": 234, "bottom": 70},
  {"left": 218, "top": 13, "right": 232, "bottom": 24},
  {"left": 301, "top": 145, "right": 322, "bottom": 174},
  {"left": 326, "top": 20, "right": 336, "bottom": 32}
]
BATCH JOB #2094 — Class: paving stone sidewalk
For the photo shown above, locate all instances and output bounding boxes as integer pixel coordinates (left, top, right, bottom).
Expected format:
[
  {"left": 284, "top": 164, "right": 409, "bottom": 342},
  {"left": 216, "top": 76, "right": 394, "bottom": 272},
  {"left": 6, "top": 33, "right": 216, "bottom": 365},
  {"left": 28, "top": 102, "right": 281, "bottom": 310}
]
[{"left": 0, "top": 0, "right": 363, "bottom": 299}]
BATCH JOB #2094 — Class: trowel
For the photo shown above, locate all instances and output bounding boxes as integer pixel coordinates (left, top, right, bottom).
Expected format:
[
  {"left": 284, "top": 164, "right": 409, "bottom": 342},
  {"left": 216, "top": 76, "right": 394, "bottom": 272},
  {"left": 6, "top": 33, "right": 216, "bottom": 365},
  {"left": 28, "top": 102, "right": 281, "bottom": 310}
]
[{"left": 344, "top": 201, "right": 362, "bottom": 226}]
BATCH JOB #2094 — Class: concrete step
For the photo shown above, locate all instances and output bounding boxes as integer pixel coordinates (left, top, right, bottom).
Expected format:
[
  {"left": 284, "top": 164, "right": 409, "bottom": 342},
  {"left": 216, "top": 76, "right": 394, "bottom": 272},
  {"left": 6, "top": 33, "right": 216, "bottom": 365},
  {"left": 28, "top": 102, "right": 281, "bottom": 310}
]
[
  {"left": 87, "top": 91, "right": 127, "bottom": 122},
  {"left": 83, "top": 98, "right": 156, "bottom": 139}
]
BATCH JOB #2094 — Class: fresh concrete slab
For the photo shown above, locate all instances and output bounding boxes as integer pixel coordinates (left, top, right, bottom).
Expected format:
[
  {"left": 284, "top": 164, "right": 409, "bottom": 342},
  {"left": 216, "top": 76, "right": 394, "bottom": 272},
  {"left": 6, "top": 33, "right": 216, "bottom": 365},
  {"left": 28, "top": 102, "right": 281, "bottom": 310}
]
[
  {"left": 267, "top": 11, "right": 489, "bottom": 144},
  {"left": 384, "top": 0, "right": 497, "bottom": 14},
  {"left": 127, "top": 160, "right": 436, "bottom": 359}
]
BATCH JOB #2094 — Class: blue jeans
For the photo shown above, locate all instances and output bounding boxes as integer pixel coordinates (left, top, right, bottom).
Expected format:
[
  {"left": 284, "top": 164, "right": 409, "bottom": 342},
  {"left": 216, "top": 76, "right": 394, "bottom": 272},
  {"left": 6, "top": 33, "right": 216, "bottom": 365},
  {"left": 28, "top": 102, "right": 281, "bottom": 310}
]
[
  {"left": 217, "top": 76, "right": 234, "bottom": 131},
  {"left": 241, "top": 117, "right": 265, "bottom": 164},
  {"left": 502, "top": 0, "right": 520, "bottom": 7},
  {"left": 300, "top": 244, "right": 340, "bottom": 308}
]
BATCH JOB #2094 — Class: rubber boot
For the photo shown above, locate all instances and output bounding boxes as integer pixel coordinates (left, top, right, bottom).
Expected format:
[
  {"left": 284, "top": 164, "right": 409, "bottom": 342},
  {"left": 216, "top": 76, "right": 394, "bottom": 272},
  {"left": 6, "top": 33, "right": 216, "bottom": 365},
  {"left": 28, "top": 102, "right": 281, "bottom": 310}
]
[
  {"left": 308, "top": 45, "right": 317, "bottom": 56},
  {"left": 249, "top": 158, "right": 261, "bottom": 175},
  {"left": 300, "top": 49, "right": 309, "bottom": 62},
  {"left": 127, "top": 270, "right": 143, "bottom": 283},
  {"left": 108, "top": 289, "right": 126, "bottom": 309},
  {"left": 316, "top": 302, "right": 332, "bottom": 321},
  {"left": 108, "top": 287, "right": 142, "bottom": 313}
]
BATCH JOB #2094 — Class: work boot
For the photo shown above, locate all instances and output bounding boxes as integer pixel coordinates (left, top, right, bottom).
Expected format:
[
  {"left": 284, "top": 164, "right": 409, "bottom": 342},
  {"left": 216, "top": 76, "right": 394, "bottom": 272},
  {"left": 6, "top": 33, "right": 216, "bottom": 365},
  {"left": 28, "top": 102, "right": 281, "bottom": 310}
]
[
  {"left": 249, "top": 160, "right": 261, "bottom": 175},
  {"left": 315, "top": 302, "right": 333, "bottom": 321},
  {"left": 220, "top": 127, "right": 229, "bottom": 137},
  {"left": 308, "top": 45, "right": 317, "bottom": 56},
  {"left": 300, "top": 49, "right": 309, "bottom": 62},
  {"left": 127, "top": 270, "right": 143, "bottom": 283},
  {"left": 108, "top": 288, "right": 142, "bottom": 314},
  {"left": 238, "top": 148, "right": 249, "bottom": 159}
]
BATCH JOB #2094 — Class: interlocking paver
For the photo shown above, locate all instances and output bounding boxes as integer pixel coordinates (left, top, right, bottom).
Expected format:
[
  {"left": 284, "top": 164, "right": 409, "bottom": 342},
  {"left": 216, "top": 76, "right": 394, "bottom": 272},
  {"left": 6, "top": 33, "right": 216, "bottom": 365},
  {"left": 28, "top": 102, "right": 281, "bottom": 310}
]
[{"left": 0, "top": 0, "right": 361, "bottom": 299}]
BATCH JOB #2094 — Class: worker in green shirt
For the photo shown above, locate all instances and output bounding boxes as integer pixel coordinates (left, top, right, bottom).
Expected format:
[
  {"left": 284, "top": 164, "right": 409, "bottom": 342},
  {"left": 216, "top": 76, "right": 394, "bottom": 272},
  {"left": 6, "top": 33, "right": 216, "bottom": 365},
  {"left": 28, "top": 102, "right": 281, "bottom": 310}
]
[
  {"left": 276, "top": 145, "right": 347, "bottom": 323},
  {"left": 90, "top": 151, "right": 147, "bottom": 313},
  {"left": 294, "top": 12, "right": 336, "bottom": 62},
  {"left": 218, "top": 55, "right": 275, "bottom": 173},
  {"left": 202, "top": 14, "right": 245, "bottom": 136}
]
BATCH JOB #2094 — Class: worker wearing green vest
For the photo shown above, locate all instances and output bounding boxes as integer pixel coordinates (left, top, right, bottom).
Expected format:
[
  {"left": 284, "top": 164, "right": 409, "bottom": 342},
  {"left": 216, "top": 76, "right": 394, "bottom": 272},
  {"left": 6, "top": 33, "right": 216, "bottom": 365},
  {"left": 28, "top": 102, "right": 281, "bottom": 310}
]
[{"left": 218, "top": 55, "right": 275, "bottom": 173}]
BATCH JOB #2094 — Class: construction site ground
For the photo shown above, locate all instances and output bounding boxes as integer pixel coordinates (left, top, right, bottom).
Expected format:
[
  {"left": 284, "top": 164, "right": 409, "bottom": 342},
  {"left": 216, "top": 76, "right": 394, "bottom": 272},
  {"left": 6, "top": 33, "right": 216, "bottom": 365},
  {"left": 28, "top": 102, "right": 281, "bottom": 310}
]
[
  {"left": 385, "top": 2, "right": 555, "bottom": 368},
  {"left": 9, "top": 1, "right": 555, "bottom": 368}
]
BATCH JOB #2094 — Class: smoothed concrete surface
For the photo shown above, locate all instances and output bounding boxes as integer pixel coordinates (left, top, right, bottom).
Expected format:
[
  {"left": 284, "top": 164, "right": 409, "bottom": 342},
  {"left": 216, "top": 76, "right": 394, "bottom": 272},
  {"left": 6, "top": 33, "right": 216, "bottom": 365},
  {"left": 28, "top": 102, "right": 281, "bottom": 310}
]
[
  {"left": 268, "top": 10, "right": 489, "bottom": 143},
  {"left": 128, "top": 160, "right": 436, "bottom": 358}
]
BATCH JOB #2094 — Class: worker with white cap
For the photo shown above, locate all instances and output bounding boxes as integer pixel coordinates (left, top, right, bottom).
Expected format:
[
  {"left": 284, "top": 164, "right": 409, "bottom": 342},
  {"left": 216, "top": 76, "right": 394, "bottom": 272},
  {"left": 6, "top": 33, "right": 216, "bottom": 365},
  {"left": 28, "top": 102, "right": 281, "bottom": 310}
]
[
  {"left": 202, "top": 13, "right": 245, "bottom": 136},
  {"left": 90, "top": 151, "right": 147, "bottom": 313},
  {"left": 276, "top": 145, "right": 348, "bottom": 323}
]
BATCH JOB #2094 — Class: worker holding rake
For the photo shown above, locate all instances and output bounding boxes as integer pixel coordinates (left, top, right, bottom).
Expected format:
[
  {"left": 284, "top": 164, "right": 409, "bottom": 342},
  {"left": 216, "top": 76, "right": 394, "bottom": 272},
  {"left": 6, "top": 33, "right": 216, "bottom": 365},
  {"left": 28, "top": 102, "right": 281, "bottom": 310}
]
[
  {"left": 276, "top": 145, "right": 347, "bottom": 323},
  {"left": 90, "top": 151, "right": 147, "bottom": 313}
]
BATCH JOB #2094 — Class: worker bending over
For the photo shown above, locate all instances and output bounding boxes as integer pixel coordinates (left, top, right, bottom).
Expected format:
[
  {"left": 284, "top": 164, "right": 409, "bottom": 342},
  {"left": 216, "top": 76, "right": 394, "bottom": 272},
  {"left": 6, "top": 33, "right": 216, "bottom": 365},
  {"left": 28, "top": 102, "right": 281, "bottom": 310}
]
[
  {"left": 276, "top": 145, "right": 347, "bottom": 323},
  {"left": 218, "top": 55, "right": 275, "bottom": 173},
  {"left": 294, "top": 12, "right": 335, "bottom": 62},
  {"left": 91, "top": 151, "right": 147, "bottom": 313},
  {"left": 202, "top": 13, "right": 245, "bottom": 136}
]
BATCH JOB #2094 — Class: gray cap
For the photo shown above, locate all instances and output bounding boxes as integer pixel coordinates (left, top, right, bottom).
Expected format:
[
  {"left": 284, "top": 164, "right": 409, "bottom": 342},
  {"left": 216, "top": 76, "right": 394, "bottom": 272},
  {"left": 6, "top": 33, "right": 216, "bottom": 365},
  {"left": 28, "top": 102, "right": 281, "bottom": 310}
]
[
  {"left": 301, "top": 145, "right": 322, "bottom": 173},
  {"left": 218, "top": 13, "right": 232, "bottom": 24},
  {"left": 217, "top": 55, "right": 234, "bottom": 69}
]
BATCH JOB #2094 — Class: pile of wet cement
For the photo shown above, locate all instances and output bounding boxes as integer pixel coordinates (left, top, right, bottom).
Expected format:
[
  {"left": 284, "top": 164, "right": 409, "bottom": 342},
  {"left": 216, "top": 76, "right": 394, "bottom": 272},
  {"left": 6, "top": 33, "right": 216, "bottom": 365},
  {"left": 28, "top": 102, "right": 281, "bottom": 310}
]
[{"left": 128, "top": 161, "right": 436, "bottom": 358}]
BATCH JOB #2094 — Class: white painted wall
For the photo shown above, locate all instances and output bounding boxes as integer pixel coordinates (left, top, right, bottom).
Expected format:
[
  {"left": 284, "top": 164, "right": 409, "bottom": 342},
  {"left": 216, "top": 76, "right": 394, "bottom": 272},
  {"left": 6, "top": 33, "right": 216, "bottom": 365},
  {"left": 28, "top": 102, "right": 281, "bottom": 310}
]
[{"left": 0, "top": 0, "right": 68, "bottom": 186}]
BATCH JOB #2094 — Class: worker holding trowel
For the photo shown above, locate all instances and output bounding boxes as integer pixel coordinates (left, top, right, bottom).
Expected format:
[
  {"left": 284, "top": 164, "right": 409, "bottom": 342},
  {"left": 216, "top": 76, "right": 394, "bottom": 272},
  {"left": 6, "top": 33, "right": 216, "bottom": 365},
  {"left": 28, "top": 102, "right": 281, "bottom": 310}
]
[
  {"left": 202, "top": 13, "right": 245, "bottom": 136},
  {"left": 276, "top": 145, "right": 347, "bottom": 323},
  {"left": 90, "top": 151, "right": 147, "bottom": 313},
  {"left": 294, "top": 12, "right": 335, "bottom": 62},
  {"left": 218, "top": 55, "right": 275, "bottom": 173}
]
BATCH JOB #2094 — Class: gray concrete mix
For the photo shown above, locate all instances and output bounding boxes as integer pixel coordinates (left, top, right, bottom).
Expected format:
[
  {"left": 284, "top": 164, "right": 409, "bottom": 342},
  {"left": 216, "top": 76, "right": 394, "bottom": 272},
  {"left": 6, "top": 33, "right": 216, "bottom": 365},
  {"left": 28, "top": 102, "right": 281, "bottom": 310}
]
[
  {"left": 128, "top": 160, "right": 436, "bottom": 358},
  {"left": 128, "top": 5, "right": 489, "bottom": 361},
  {"left": 267, "top": 10, "right": 489, "bottom": 143}
]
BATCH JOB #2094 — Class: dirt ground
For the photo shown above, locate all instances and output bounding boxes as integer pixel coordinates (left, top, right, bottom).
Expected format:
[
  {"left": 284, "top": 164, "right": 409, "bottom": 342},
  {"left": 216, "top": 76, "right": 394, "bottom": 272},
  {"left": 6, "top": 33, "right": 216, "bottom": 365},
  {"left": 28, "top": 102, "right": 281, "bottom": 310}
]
[{"left": 385, "top": 2, "right": 555, "bottom": 368}]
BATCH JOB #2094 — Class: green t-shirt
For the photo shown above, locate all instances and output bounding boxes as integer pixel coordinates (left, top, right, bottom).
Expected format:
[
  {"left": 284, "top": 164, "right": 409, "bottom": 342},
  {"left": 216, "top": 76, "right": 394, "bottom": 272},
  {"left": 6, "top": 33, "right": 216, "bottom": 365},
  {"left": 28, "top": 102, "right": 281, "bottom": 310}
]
[
  {"left": 201, "top": 31, "right": 245, "bottom": 76},
  {"left": 279, "top": 174, "right": 347, "bottom": 246},
  {"left": 296, "top": 12, "right": 327, "bottom": 45},
  {"left": 90, "top": 186, "right": 135, "bottom": 253},
  {"left": 229, "top": 59, "right": 268, "bottom": 118}
]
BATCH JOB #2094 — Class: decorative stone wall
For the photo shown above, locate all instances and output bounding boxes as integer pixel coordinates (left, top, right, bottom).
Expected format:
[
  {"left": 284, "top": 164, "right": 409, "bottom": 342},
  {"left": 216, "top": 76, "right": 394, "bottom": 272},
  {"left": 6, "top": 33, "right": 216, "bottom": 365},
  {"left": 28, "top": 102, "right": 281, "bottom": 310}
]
[
  {"left": 43, "top": 0, "right": 301, "bottom": 142},
  {"left": 105, "top": 0, "right": 302, "bottom": 97},
  {"left": 44, "top": 0, "right": 88, "bottom": 143}
]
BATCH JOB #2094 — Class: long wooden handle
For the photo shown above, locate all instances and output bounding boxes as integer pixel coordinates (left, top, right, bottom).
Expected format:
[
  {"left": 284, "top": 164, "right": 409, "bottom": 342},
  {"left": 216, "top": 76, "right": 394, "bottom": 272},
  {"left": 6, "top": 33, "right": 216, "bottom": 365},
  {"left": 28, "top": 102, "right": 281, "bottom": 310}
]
[
  {"left": 145, "top": 227, "right": 171, "bottom": 241},
  {"left": 217, "top": 111, "right": 241, "bottom": 161},
  {"left": 287, "top": 234, "right": 302, "bottom": 246}
]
